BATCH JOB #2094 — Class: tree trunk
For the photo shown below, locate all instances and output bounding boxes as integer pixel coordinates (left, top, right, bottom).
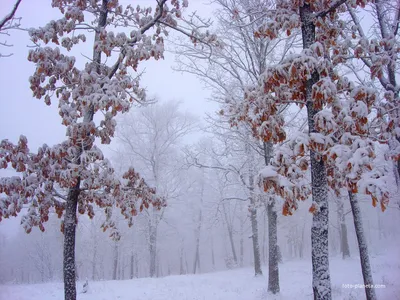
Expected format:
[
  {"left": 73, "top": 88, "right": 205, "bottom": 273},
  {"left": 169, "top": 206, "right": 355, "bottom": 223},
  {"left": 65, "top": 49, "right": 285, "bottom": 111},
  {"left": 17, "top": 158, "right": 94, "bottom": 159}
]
[
  {"left": 130, "top": 252, "right": 134, "bottom": 279},
  {"left": 193, "top": 182, "right": 204, "bottom": 274},
  {"left": 337, "top": 198, "right": 350, "bottom": 259},
  {"left": 180, "top": 241, "right": 185, "bottom": 275},
  {"left": 263, "top": 142, "right": 279, "bottom": 291},
  {"left": 149, "top": 224, "right": 157, "bottom": 277},
  {"left": 92, "top": 238, "right": 97, "bottom": 280},
  {"left": 300, "top": 4, "right": 331, "bottom": 299},
  {"left": 249, "top": 202, "right": 262, "bottom": 276},
  {"left": 112, "top": 243, "right": 118, "bottom": 280},
  {"left": 222, "top": 202, "right": 238, "bottom": 265},
  {"left": 267, "top": 201, "right": 279, "bottom": 293},
  {"left": 240, "top": 204, "right": 244, "bottom": 268},
  {"left": 247, "top": 142, "right": 262, "bottom": 276},
  {"left": 349, "top": 192, "right": 377, "bottom": 300},
  {"left": 135, "top": 254, "right": 139, "bottom": 278},
  {"left": 262, "top": 211, "right": 267, "bottom": 264},
  {"left": 63, "top": 180, "right": 80, "bottom": 300},
  {"left": 211, "top": 235, "right": 216, "bottom": 270}
]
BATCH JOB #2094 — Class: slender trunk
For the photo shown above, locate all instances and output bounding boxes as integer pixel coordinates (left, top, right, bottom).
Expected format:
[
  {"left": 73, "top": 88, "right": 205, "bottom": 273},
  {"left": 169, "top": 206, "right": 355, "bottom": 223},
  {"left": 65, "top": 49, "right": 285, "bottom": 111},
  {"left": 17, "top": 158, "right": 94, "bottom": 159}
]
[
  {"left": 185, "top": 253, "right": 189, "bottom": 275},
  {"left": 337, "top": 199, "right": 350, "bottom": 259},
  {"left": 262, "top": 211, "right": 267, "bottom": 264},
  {"left": 300, "top": 4, "right": 331, "bottom": 299},
  {"left": 249, "top": 200, "right": 262, "bottom": 276},
  {"left": 130, "top": 252, "right": 134, "bottom": 279},
  {"left": 263, "top": 142, "right": 279, "bottom": 290},
  {"left": 118, "top": 257, "right": 123, "bottom": 280},
  {"left": 211, "top": 236, "right": 216, "bottom": 270},
  {"left": 247, "top": 141, "right": 262, "bottom": 276},
  {"left": 222, "top": 202, "right": 238, "bottom": 265},
  {"left": 299, "top": 222, "right": 306, "bottom": 259},
  {"left": 193, "top": 247, "right": 200, "bottom": 274},
  {"left": 240, "top": 208, "right": 244, "bottom": 268},
  {"left": 135, "top": 254, "right": 139, "bottom": 278},
  {"left": 180, "top": 242, "right": 185, "bottom": 275},
  {"left": 267, "top": 201, "right": 279, "bottom": 293},
  {"left": 340, "top": 223, "right": 350, "bottom": 258},
  {"left": 112, "top": 243, "right": 118, "bottom": 280},
  {"left": 193, "top": 182, "right": 204, "bottom": 274},
  {"left": 63, "top": 180, "right": 80, "bottom": 300},
  {"left": 149, "top": 221, "right": 157, "bottom": 277},
  {"left": 349, "top": 192, "right": 377, "bottom": 300},
  {"left": 227, "top": 227, "right": 238, "bottom": 265},
  {"left": 92, "top": 238, "right": 97, "bottom": 280}
]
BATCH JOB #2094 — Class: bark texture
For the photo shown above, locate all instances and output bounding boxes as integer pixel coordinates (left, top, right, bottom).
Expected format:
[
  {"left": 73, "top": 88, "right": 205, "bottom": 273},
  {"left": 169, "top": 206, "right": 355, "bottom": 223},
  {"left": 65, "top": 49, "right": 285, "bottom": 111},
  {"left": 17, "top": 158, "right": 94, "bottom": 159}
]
[
  {"left": 349, "top": 192, "right": 377, "bottom": 300},
  {"left": 63, "top": 180, "right": 80, "bottom": 300},
  {"left": 267, "top": 202, "right": 279, "bottom": 294},
  {"left": 249, "top": 200, "right": 262, "bottom": 276},
  {"left": 300, "top": 4, "right": 331, "bottom": 299},
  {"left": 263, "top": 142, "right": 280, "bottom": 292}
]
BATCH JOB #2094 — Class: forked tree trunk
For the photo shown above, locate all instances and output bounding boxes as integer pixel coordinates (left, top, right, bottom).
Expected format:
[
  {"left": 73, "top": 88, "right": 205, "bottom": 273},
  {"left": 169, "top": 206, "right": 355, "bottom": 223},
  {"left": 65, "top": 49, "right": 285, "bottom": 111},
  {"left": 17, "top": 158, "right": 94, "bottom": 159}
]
[
  {"left": 348, "top": 192, "right": 377, "bottom": 300},
  {"left": 63, "top": 180, "right": 80, "bottom": 300},
  {"left": 300, "top": 4, "right": 331, "bottom": 299}
]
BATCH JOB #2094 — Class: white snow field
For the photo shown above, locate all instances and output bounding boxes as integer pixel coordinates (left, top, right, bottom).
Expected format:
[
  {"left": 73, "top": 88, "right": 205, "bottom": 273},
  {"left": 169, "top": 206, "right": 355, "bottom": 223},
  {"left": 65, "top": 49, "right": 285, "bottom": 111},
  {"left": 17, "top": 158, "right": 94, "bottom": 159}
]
[{"left": 1, "top": 253, "right": 399, "bottom": 300}]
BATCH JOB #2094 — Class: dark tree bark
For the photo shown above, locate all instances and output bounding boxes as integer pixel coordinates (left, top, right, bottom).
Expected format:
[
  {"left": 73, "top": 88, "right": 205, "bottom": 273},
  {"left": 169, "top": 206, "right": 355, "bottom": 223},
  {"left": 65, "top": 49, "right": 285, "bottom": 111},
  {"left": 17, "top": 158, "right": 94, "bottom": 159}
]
[
  {"left": 263, "top": 142, "right": 279, "bottom": 292},
  {"left": 349, "top": 192, "right": 377, "bottom": 300},
  {"left": 63, "top": 180, "right": 80, "bottom": 300},
  {"left": 247, "top": 142, "right": 262, "bottom": 276},
  {"left": 300, "top": 4, "right": 331, "bottom": 299},
  {"left": 267, "top": 202, "right": 279, "bottom": 293},
  {"left": 249, "top": 198, "right": 262, "bottom": 276}
]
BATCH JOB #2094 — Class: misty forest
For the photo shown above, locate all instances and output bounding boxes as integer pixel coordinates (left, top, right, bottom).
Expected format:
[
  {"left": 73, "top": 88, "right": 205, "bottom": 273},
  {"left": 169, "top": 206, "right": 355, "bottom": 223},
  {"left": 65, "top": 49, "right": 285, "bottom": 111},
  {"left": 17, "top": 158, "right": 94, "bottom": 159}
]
[{"left": 0, "top": 0, "right": 399, "bottom": 299}]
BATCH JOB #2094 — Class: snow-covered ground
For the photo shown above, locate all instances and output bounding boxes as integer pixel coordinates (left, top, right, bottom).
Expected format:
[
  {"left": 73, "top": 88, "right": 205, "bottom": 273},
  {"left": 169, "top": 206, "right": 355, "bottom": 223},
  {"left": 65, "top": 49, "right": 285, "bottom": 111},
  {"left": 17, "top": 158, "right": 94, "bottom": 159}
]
[{"left": 2, "top": 253, "right": 399, "bottom": 300}]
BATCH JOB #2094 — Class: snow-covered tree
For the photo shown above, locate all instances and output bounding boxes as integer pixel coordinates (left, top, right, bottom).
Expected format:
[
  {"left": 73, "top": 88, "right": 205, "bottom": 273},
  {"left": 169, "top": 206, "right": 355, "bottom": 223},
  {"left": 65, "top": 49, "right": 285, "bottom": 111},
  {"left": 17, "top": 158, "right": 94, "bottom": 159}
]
[
  {"left": 226, "top": 0, "right": 394, "bottom": 299},
  {"left": 0, "top": 1, "right": 212, "bottom": 299}
]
